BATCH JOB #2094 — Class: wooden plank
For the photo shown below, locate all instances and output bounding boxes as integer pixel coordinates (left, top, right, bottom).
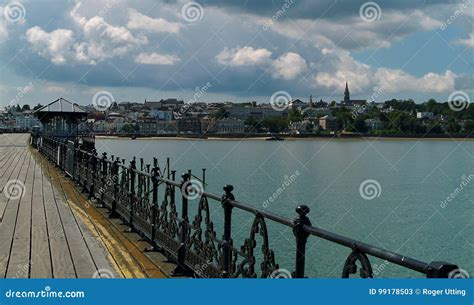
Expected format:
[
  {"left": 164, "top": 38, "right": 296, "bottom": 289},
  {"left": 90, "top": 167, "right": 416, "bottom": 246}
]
[
  {"left": 0, "top": 148, "right": 30, "bottom": 278},
  {"left": 5, "top": 153, "right": 35, "bottom": 278},
  {"left": 45, "top": 164, "right": 97, "bottom": 278},
  {"left": 0, "top": 147, "right": 19, "bottom": 173},
  {"left": 42, "top": 158, "right": 77, "bottom": 278},
  {"left": 0, "top": 148, "right": 27, "bottom": 219},
  {"left": 30, "top": 158, "right": 52, "bottom": 278},
  {"left": 48, "top": 167, "right": 120, "bottom": 278}
]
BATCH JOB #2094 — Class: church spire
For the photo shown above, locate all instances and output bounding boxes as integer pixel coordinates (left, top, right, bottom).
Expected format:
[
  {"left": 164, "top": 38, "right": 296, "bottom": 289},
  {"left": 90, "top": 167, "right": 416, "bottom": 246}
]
[{"left": 344, "top": 81, "right": 350, "bottom": 103}]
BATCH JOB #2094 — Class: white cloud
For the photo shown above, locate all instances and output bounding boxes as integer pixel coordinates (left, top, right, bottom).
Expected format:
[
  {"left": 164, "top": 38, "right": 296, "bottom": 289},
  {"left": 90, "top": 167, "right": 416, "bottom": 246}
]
[
  {"left": 374, "top": 69, "right": 456, "bottom": 93},
  {"left": 455, "top": 33, "right": 474, "bottom": 48},
  {"left": 26, "top": 27, "right": 77, "bottom": 65},
  {"left": 314, "top": 48, "right": 457, "bottom": 96},
  {"left": 315, "top": 49, "right": 372, "bottom": 93},
  {"left": 216, "top": 46, "right": 272, "bottom": 66},
  {"left": 135, "top": 52, "right": 180, "bottom": 65},
  {"left": 26, "top": 1, "right": 150, "bottom": 65},
  {"left": 0, "top": 21, "right": 8, "bottom": 42},
  {"left": 256, "top": 9, "right": 442, "bottom": 51},
  {"left": 127, "top": 9, "right": 182, "bottom": 34},
  {"left": 272, "top": 52, "right": 308, "bottom": 80},
  {"left": 71, "top": 2, "right": 148, "bottom": 64}
]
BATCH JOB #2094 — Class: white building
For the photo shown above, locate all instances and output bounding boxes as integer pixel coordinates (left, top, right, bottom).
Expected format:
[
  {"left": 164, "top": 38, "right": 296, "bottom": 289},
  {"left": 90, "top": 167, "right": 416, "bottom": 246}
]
[
  {"left": 15, "top": 114, "right": 41, "bottom": 131},
  {"left": 150, "top": 109, "right": 173, "bottom": 121},
  {"left": 217, "top": 118, "right": 244, "bottom": 134},
  {"left": 416, "top": 112, "right": 434, "bottom": 119},
  {"left": 226, "top": 106, "right": 288, "bottom": 120},
  {"left": 364, "top": 118, "right": 383, "bottom": 130}
]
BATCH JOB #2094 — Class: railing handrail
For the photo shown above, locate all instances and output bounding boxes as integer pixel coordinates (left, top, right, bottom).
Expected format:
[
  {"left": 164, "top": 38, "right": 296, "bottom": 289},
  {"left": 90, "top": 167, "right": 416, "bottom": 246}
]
[{"left": 33, "top": 134, "right": 461, "bottom": 278}]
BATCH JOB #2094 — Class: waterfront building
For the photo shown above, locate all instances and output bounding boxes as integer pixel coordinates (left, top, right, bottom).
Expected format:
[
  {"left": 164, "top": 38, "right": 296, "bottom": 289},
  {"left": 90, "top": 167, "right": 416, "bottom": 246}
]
[
  {"left": 364, "top": 118, "right": 383, "bottom": 130},
  {"left": 319, "top": 115, "right": 338, "bottom": 131},
  {"left": 177, "top": 117, "right": 201, "bottom": 134},
  {"left": 290, "top": 119, "right": 318, "bottom": 134},
  {"left": 136, "top": 119, "right": 158, "bottom": 134},
  {"left": 150, "top": 109, "right": 173, "bottom": 120},
  {"left": 226, "top": 105, "right": 288, "bottom": 120},
  {"left": 217, "top": 118, "right": 244, "bottom": 134},
  {"left": 417, "top": 111, "right": 434, "bottom": 119},
  {"left": 157, "top": 120, "right": 178, "bottom": 134},
  {"left": 200, "top": 116, "right": 217, "bottom": 134},
  {"left": 14, "top": 113, "right": 41, "bottom": 131}
]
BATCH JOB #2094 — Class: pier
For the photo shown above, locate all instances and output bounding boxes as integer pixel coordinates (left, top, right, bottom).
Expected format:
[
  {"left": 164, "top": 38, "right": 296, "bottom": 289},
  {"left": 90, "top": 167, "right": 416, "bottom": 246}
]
[
  {"left": 25, "top": 130, "right": 463, "bottom": 278},
  {"left": 0, "top": 133, "right": 169, "bottom": 278}
]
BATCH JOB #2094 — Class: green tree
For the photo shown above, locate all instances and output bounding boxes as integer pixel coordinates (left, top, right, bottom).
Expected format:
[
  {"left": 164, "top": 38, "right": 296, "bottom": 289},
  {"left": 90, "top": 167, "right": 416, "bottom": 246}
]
[
  {"left": 121, "top": 124, "right": 135, "bottom": 133},
  {"left": 288, "top": 109, "right": 304, "bottom": 122},
  {"left": 463, "top": 120, "right": 474, "bottom": 132},
  {"left": 212, "top": 108, "right": 228, "bottom": 119},
  {"left": 261, "top": 117, "right": 289, "bottom": 133},
  {"left": 445, "top": 121, "right": 461, "bottom": 133},
  {"left": 353, "top": 118, "right": 368, "bottom": 133}
]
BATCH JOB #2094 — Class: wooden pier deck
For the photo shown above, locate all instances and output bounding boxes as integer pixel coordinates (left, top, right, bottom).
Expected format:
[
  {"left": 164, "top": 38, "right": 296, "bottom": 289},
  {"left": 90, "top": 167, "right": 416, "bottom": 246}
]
[{"left": 0, "top": 134, "right": 168, "bottom": 278}]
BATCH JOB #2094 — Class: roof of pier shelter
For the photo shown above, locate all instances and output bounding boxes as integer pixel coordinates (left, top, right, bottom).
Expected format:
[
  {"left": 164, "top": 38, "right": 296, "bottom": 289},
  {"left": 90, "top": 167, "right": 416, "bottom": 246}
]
[{"left": 35, "top": 98, "right": 86, "bottom": 114}]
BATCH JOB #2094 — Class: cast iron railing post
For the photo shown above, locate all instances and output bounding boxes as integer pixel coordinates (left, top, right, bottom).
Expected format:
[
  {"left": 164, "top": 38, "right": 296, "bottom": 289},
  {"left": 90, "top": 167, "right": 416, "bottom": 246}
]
[
  {"left": 292, "top": 205, "right": 311, "bottom": 278},
  {"left": 147, "top": 157, "right": 160, "bottom": 252},
  {"left": 426, "top": 261, "right": 459, "bottom": 278},
  {"left": 221, "top": 185, "right": 235, "bottom": 278},
  {"left": 174, "top": 172, "right": 191, "bottom": 275},
  {"left": 128, "top": 157, "right": 136, "bottom": 231},
  {"left": 89, "top": 150, "right": 97, "bottom": 199},
  {"left": 99, "top": 152, "right": 107, "bottom": 207},
  {"left": 110, "top": 157, "right": 120, "bottom": 218}
]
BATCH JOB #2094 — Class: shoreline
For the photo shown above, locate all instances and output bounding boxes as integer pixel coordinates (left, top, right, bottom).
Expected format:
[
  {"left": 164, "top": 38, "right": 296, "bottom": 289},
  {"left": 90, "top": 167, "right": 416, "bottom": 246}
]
[{"left": 94, "top": 133, "right": 474, "bottom": 141}]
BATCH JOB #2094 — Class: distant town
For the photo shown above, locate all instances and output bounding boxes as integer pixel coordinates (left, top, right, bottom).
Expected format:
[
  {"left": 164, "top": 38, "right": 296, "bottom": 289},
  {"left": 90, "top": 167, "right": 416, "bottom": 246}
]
[{"left": 1, "top": 83, "right": 473, "bottom": 137}]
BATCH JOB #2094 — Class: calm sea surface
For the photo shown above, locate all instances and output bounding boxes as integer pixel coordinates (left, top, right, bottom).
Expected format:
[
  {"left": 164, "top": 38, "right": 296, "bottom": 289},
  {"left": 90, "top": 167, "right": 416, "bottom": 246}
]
[{"left": 96, "top": 137, "right": 473, "bottom": 278}]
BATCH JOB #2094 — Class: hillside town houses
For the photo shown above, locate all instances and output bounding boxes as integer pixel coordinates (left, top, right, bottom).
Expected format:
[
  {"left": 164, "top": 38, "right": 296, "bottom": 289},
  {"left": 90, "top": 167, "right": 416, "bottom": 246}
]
[{"left": 1, "top": 83, "right": 472, "bottom": 135}]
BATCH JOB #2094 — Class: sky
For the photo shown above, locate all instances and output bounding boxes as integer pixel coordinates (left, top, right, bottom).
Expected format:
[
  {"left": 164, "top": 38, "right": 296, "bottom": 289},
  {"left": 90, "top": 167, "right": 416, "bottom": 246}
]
[{"left": 0, "top": 0, "right": 473, "bottom": 108}]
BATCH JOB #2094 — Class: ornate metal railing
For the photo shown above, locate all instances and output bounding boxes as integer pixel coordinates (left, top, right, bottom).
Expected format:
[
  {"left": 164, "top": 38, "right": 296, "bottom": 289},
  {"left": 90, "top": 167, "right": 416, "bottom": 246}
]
[{"left": 34, "top": 135, "right": 461, "bottom": 278}]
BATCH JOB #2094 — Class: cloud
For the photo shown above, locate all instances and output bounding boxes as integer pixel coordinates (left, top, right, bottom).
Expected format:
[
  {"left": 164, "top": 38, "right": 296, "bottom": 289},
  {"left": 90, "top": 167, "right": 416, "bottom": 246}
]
[
  {"left": 0, "top": 21, "right": 9, "bottom": 42},
  {"left": 26, "top": 27, "right": 77, "bottom": 65},
  {"left": 135, "top": 52, "right": 180, "bottom": 65},
  {"left": 374, "top": 69, "right": 456, "bottom": 93},
  {"left": 272, "top": 52, "right": 307, "bottom": 80},
  {"left": 2, "top": 0, "right": 468, "bottom": 107},
  {"left": 216, "top": 46, "right": 272, "bottom": 66},
  {"left": 455, "top": 33, "right": 474, "bottom": 47},
  {"left": 258, "top": 9, "right": 442, "bottom": 51},
  {"left": 127, "top": 9, "right": 182, "bottom": 34}
]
